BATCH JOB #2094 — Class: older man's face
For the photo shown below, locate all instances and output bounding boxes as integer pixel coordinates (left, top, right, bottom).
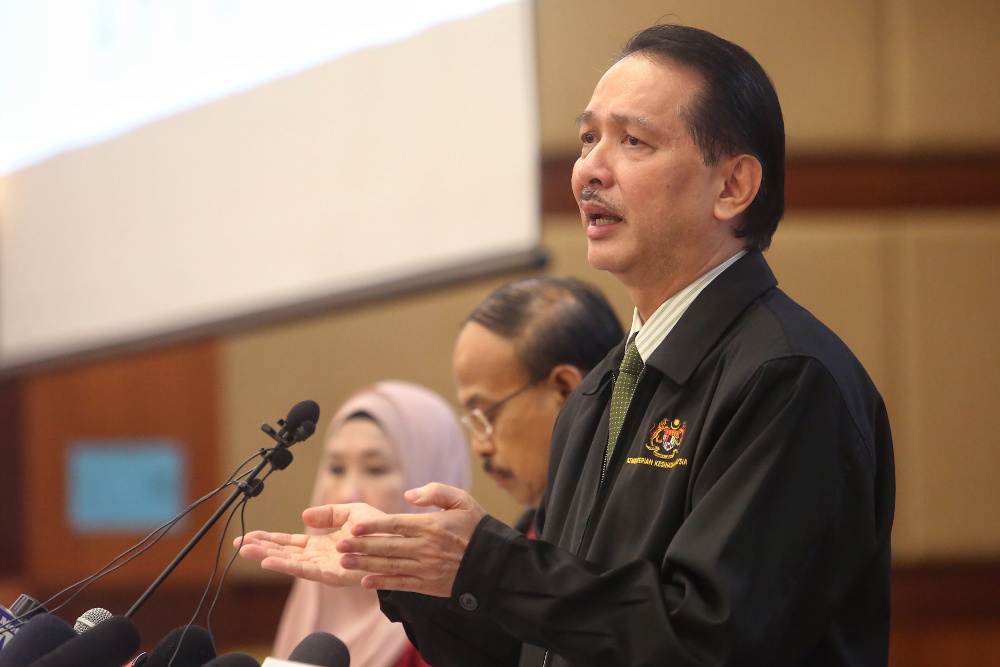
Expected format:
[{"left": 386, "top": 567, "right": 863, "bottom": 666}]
[
  {"left": 572, "top": 55, "right": 726, "bottom": 291},
  {"left": 452, "top": 322, "right": 563, "bottom": 509}
]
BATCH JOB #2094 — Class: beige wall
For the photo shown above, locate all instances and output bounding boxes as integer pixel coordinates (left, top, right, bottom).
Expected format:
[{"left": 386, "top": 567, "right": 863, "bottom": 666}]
[{"left": 535, "top": 0, "right": 1000, "bottom": 154}]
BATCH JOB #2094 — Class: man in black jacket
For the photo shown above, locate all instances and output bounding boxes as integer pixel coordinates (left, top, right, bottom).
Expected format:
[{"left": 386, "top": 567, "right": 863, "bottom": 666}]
[{"left": 239, "top": 24, "right": 895, "bottom": 666}]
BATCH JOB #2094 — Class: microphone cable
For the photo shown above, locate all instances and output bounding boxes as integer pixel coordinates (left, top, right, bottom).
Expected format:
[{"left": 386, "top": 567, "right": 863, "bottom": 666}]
[
  {"left": 163, "top": 465, "right": 278, "bottom": 667},
  {"left": 0, "top": 449, "right": 277, "bottom": 636},
  {"left": 3, "top": 400, "right": 317, "bottom": 645}
]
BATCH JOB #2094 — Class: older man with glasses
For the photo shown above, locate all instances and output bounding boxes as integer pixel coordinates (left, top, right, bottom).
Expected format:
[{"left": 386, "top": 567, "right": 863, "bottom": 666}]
[{"left": 453, "top": 276, "right": 624, "bottom": 535}]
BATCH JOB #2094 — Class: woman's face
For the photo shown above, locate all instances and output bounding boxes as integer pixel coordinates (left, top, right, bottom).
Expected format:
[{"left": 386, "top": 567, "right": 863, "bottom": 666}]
[{"left": 317, "top": 416, "right": 408, "bottom": 514}]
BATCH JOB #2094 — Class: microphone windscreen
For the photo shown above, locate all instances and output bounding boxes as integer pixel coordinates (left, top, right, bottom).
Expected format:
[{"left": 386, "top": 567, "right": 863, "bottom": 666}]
[
  {"left": 288, "top": 632, "right": 350, "bottom": 667},
  {"left": 72, "top": 607, "right": 112, "bottom": 634},
  {"left": 203, "top": 653, "right": 261, "bottom": 666},
  {"left": 30, "top": 615, "right": 141, "bottom": 667},
  {"left": 0, "top": 614, "right": 76, "bottom": 667},
  {"left": 143, "top": 625, "right": 216, "bottom": 667},
  {"left": 285, "top": 401, "right": 320, "bottom": 430}
]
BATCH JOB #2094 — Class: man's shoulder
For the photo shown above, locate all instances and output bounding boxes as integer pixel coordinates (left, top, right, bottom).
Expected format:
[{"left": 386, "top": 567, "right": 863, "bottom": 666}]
[
  {"left": 736, "top": 288, "right": 863, "bottom": 372},
  {"left": 712, "top": 287, "right": 885, "bottom": 422}
]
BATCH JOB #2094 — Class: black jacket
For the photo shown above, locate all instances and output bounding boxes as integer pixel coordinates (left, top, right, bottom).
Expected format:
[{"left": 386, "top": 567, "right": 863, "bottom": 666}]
[{"left": 381, "top": 252, "right": 895, "bottom": 666}]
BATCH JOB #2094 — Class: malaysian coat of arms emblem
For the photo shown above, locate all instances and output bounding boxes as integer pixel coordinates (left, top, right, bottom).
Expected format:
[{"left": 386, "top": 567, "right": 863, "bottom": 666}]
[{"left": 646, "top": 418, "right": 686, "bottom": 459}]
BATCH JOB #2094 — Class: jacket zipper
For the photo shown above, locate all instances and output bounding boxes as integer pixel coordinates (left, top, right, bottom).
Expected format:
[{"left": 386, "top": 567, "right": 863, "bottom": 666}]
[
  {"left": 541, "top": 370, "right": 642, "bottom": 667},
  {"left": 599, "top": 370, "right": 618, "bottom": 488}
]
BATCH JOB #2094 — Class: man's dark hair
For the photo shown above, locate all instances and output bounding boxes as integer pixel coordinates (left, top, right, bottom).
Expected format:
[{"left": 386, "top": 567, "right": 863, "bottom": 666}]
[
  {"left": 467, "top": 277, "right": 624, "bottom": 379},
  {"left": 620, "top": 24, "right": 785, "bottom": 251}
]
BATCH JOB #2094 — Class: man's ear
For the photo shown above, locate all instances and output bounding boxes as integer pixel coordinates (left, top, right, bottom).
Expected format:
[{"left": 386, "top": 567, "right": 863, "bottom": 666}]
[
  {"left": 714, "top": 154, "right": 762, "bottom": 222},
  {"left": 547, "top": 364, "right": 584, "bottom": 404}
]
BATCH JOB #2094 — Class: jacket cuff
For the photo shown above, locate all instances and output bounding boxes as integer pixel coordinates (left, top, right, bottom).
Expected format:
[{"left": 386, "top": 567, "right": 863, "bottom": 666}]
[{"left": 448, "top": 514, "right": 522, "bottom": 617}]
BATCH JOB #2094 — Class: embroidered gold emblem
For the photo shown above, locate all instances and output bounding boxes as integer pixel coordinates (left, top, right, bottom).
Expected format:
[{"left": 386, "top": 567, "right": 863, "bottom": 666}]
[{"left": 646, "top": 418, "right": 686, "bottom": 460}]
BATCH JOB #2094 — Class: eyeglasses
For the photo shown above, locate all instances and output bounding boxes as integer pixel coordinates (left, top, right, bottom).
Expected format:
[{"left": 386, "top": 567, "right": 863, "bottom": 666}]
[{"left": 459, "top": 377, "right": 539, "bottom": 440}]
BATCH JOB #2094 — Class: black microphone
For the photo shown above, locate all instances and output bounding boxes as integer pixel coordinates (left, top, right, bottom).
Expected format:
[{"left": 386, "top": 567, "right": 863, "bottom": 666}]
[
  {"left": 0, "top": 614, "right": 76, "bottom": 667},
  {"left": 141, "top": 625, "right": 216, "bottom": 667},
  {"left": 263, "top": 632, "right": 350, "bottom": 667},
  {"left": 28, "top": 614, "right": 140, "bottom": 667},
  {"left": 266, "top": 400, "right": 321, "bottom": 446},
  {"left": 203, "top": 654, "right": 260, "bottom": 666}
]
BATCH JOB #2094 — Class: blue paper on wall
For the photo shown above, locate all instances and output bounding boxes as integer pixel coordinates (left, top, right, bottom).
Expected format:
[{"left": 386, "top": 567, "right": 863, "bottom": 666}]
[{"left": 67, "top": 439, "right": 185, "bottom": 533}]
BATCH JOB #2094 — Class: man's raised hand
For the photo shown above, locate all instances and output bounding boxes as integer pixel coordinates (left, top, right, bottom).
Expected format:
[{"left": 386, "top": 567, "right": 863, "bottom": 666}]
[
  {"left": 336, "top": 483, "right": 486, "bottom": 597},
  {"left": 235, "top": 502, "right": 387, "bottom": 587}
]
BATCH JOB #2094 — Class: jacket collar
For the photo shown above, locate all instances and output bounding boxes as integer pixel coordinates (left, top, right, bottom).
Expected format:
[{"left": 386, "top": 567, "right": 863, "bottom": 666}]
[
  {"left": 645, "top": 251, "right": 777, "bottom": 384},
  {"left": 578, "top": 251, "right": 778, "bottom": 395}
]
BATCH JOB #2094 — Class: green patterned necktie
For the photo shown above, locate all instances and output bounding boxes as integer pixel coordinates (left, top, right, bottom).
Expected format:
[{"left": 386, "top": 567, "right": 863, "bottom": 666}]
[{"left": 607, "top": 337, "right": 644, "bottom": 465}]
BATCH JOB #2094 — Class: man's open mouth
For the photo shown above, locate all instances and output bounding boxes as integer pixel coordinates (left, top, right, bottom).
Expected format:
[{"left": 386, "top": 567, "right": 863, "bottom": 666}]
[{"left": 590, "top": 213, "right": 623, "bottom": 226}]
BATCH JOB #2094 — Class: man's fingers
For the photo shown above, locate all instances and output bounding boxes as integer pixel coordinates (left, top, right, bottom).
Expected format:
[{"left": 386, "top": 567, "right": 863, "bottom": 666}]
[
  {"left": 350, "top": 514, "right": 423, "bottom": 538},
  {"left": 260, "top": 555, "right": 367, "bottom": 588},
  {"left": 237, "top": 543, "right": 269, "bottom": 561},
  {"left": 302, "top": 504, "right": 355, "bottom": 529},
  {"left": 340, "top": 552, "right": 418, "bottom": 574},
  {"left": 233, "top": 530, "right": 274, "bottom": 549},
  {"left": 233, "top": 535, "right": 256, "bottom": 549},
  {"left": 359, "top": 573, "right": 450, "bottom": 597},
  {"left": 404, "top": 483, "right": 472, "bottom": 510}
]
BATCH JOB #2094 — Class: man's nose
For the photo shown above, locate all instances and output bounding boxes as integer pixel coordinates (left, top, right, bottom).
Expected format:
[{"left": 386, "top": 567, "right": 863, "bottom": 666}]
[
  {"left": 471, "top": 433, "right": 496, "bottom": 458},
  {"left": 573, "top": 141, "right": 614, "bottom": 190}
]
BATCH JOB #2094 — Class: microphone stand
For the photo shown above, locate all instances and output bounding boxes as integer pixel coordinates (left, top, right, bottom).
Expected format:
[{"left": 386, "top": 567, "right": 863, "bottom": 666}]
[{"left": 125, "top": 417, "right": 312, "bottom": 619}]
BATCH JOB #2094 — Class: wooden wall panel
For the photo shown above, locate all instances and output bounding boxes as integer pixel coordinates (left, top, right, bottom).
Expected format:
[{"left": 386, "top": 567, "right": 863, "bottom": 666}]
[
  {"left": 883, "top": 0, "right": 1000, "bottom": 149},
  {"left": 20, "top": 340, "right": 222, "bottom": 606},
  {"left": 0, "top": 377, "right": 23, "bottom": 575},
  {"left": 890, "top": 216, "right": 1000, "bottom": 559}
]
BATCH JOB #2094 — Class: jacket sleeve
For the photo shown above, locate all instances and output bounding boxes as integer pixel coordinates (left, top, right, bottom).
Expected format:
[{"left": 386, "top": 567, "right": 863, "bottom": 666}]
[
  {"left": 378, "top": 571, "right": 524, "bottom": 667},
  {"left": 445, "top": 356, "right": 889, "bottom": 666}
]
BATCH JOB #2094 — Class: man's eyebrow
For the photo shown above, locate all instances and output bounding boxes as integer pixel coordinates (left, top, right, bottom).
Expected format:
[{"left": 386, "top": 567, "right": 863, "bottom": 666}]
[{"left": 575, "top": 110, "right": 654, "bottom": 128}]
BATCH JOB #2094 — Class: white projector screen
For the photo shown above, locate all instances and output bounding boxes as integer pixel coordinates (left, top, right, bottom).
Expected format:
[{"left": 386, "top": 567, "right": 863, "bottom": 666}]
[{"left": 0, "top": 0, "right": 541, "bottom": 372}]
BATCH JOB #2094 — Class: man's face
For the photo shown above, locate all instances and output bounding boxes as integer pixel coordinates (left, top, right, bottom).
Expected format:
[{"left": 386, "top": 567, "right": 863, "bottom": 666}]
[
  {"left": 452, "top": 321, "right": 563, "bottom": 509},
  {"left": 572, "top": 55, "right": 728, "bottom": 289}
]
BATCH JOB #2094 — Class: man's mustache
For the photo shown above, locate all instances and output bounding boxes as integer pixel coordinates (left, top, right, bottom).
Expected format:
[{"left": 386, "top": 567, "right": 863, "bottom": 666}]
[
  {"left": 579, "top": 187, "right": 625, "bottom": 217},
  {"left": 483, "top": 458, "right": 514, "bottom": 479}
]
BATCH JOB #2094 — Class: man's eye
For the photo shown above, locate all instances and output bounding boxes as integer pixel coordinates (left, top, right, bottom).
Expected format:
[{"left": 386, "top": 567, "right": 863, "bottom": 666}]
[
  {"left": 581, "top": 132, "right": 595, "bottom": 144},
  {"left": 366, "top": 466, "right": 389, "bottom": 476},
  {"left": 328, "top": 465, "right": 346, "bottom": 476},
  {"left": 625, "top": 135, "right": 641, "bottom": 146}
]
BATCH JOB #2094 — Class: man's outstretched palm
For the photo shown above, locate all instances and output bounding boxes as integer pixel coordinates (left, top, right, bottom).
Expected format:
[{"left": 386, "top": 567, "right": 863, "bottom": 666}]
[{"left": 235, "top": 502, "right": 386, "bottom": 587}]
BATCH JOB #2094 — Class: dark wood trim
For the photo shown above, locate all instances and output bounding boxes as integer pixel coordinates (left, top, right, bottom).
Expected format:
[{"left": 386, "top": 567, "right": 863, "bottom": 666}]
[
  {"left": 785, "top": 154, "right": 1000, "bottom": 211},
  {"left": 892, "top": 560, "right": 1000, "bottom": 625},
  {"left": 541, "top": 153, "right": 1000, "bottom": 217},
  {"left": 0, "top": 377, "right": 23, "bottom": 575}
]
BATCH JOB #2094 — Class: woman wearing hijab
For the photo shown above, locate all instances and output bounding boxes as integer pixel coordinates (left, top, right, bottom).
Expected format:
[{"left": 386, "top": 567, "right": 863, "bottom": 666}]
[{"left": 271, "top": 380, "right": 470, "bottom": 667}]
